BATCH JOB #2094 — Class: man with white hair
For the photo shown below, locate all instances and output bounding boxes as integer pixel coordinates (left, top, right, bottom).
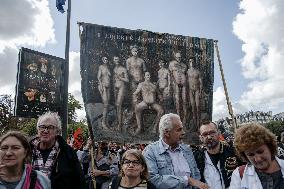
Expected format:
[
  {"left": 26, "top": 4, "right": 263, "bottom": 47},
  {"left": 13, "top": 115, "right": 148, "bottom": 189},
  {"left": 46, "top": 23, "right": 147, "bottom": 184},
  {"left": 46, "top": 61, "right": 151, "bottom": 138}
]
[
  {"left": 30, "top": 111, "right": 87, "bottom": 189},
  {"left": 143, "top": 113, "right": 209, "bottom": 189}
]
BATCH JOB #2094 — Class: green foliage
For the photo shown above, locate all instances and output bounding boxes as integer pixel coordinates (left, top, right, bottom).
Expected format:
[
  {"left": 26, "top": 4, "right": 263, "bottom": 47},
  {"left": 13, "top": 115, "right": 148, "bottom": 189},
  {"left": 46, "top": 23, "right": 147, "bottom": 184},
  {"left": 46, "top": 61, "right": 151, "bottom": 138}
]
[
  {"left": 264, "top": 121, "right": 284, "bottom": 140},
  {"left": 0, "top": 95, "right": 15, "bottom": 135},
  {"left": 0, "top": 95, "right": 12, "bottom": 125},
  {"left": 20, "top": 118, "right": 37, "bottom": 137},
  {"left": 0, "top": 93, "right": 86, "bottom": 138},
  {"left": 68, "top": 93, "right": 82, "bottom": 123}
]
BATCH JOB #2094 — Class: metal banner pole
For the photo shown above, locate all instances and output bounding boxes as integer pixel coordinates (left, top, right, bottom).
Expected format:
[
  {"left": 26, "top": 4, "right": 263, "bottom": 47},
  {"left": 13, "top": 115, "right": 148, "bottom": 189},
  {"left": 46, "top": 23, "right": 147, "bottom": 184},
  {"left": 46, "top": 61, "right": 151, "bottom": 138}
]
[{"left": 62, "top": 0, "right": 71, "bottom": 139}]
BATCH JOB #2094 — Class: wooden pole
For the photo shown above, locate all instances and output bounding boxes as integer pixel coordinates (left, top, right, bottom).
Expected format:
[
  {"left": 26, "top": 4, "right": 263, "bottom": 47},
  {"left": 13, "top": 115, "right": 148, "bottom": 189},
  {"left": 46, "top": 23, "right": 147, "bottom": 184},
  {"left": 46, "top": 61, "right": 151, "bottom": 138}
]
[
  {"left": 78, "top": 23, "right": 96, "bottom": 188},
  {"left": 214, "top": 40, "right": 237, "bottom": 130},
  {"left": 62, "top": 0, "right": 71, "bottom": 140},
  {"left": 90, "top": 147, "right": 97, "bottom": 189}
]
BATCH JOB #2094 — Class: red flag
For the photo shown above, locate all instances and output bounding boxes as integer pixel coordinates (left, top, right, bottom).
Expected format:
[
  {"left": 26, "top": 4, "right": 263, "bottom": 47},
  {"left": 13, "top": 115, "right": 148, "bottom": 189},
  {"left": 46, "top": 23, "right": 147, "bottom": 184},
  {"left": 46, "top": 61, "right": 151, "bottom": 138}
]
[
  {"left": 73, "top": 128, "right": 84, "bottom": 150},
  {"left": 219, "top": 134, "right": 225, "bottom": 141}
]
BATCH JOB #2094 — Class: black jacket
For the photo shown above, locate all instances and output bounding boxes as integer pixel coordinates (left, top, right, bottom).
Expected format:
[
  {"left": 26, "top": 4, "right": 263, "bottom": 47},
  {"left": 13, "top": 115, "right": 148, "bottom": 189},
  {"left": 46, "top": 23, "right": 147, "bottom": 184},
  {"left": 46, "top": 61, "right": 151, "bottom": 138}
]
[
  {"left": 193, "top": 142, "right": 243, "bottom": 188},
  {"left": 30, "top": 136, "right": 87, "bottom": 189}
]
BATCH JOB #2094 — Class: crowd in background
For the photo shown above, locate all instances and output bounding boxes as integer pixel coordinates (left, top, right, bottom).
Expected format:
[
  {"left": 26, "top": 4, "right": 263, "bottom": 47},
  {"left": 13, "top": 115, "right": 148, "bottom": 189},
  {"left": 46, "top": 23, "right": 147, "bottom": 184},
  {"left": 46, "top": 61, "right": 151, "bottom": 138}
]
[{"left": 1, "top": 111, "right": 284, "bottom": 189}]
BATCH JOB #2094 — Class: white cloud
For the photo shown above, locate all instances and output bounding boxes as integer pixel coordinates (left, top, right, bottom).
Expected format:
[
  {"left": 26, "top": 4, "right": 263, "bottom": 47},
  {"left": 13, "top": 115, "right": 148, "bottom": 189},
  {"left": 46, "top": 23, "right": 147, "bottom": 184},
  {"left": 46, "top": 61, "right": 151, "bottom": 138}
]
[
  {"left": 69, "top": 51, "right": 82, "bottom": 100},
  {"left": 0, "top": 85, "right": 15, "bottom": 97},
  {"left": 0, "top": 0, "right": 55, "bottom": 97},
  {"left": 0, "top": 0, "right": 55, "bottom": 52},
  {"left": 0, "top": 47, "right": 18, "bottom": 88},
  {"left": 233, "top": 0, "right": 284, "bottom": 113},
  {"left": 69, "top": 51, "right": 86, "bottom": 120},
  {"left": 213, "top": 86, "right": 249, "bottom": 121},
  {"left": 212, "top": 87, "right": 229, "bottom": 121}
]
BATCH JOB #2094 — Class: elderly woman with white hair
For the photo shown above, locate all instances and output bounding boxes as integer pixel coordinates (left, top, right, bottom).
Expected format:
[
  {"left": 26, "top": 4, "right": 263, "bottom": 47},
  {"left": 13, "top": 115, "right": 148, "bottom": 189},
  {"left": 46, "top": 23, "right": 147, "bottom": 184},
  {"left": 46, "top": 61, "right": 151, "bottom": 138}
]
[
  {"left": 143, "top": 113, "right": 209, "bottom": 189},
  {"left": 29, "top": 111, "right": 87, "bottom": 189}
]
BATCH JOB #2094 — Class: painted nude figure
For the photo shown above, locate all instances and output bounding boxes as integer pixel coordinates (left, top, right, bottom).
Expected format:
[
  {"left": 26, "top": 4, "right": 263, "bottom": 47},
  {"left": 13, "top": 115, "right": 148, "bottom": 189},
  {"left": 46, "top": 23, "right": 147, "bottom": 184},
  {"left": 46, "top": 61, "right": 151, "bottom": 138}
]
[
  {"left": 168, "top": 52, "right": 188, "bottom": 123},
  {"left": 113, "top": 56, "right": 129, "bottom": 130},
  {"left": 133, "top": 72, "right": 164, "bottom": 135},
  {"left": 97, "top": 56, "right": 111, "bottom": 129},
  {"left": 126, "top": 45, "right": 146, "bottom": 94},
  {"left": 157, "top": 60, "right": 171, "bottom": 99},
  {"left": 39, "top": 57, "right": 48, "bottom": 73},
  {"left": 187, "top": 58, "right": 203, "bottom": 130}
]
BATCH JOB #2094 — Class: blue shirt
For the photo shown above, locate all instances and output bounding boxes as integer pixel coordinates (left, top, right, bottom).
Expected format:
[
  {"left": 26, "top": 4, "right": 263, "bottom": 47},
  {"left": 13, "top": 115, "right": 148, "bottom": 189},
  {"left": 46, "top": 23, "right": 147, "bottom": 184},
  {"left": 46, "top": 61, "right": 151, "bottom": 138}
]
[{"left": 161, "top": 139, "right": 192, "bottom": 185}]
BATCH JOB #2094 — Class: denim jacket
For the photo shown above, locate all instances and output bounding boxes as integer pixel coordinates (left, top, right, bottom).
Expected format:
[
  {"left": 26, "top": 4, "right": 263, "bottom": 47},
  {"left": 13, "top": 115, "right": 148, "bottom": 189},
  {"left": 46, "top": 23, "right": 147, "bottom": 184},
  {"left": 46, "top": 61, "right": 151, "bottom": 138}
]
[{"left": 143, "top": 140, "right": 201, "bottom": 189}]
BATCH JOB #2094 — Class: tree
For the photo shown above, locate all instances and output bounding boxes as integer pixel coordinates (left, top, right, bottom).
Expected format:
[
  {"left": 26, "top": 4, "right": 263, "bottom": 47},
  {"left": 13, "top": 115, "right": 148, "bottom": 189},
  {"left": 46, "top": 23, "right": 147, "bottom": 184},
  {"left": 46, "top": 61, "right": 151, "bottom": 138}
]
[
  {"left": 265, "top": 120, "right": 284, "bottom": 140},
  {"left": 68, "top": 93, "right": 83, "bottom": 123},
  {"left": 1, "top": 93, "right": 86, "bottom": 138},
  {"left": 0, "top": 95, "right": 12, "bottom": 125},
  {"left": 0, "top": 95, "right": 16, "bottom": 135},
  {"left": 19, "top": 118, "right": 37, "bottom": 137}
]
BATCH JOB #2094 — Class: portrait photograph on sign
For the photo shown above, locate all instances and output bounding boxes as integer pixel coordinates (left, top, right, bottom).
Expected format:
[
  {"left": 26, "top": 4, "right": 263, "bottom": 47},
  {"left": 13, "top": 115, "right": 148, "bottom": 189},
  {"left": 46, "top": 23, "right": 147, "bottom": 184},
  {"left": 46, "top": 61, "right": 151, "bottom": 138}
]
[
  {"left": 80, "top": 23, "right": 214, "bottom": 142},
  {"left": 15, "top": 48, "right": 65, "bottom": 118}
]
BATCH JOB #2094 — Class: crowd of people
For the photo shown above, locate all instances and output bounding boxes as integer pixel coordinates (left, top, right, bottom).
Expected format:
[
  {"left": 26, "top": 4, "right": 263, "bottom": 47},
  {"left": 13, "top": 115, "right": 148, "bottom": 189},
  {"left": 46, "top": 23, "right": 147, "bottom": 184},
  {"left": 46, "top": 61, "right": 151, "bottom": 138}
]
[{"left": 1, "top": 111, "right": 284, "bottom": 189}]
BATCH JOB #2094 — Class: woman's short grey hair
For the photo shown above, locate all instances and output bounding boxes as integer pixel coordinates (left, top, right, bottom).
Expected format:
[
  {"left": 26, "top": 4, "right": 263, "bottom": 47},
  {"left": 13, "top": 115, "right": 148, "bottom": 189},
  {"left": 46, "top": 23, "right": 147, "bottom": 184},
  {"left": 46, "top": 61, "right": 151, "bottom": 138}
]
[
  {"left": 37, "top": 111, "right": 62, "bottom": 135},
  {"left": 159, "top": 113, "right": 180, "bottom": 138}
]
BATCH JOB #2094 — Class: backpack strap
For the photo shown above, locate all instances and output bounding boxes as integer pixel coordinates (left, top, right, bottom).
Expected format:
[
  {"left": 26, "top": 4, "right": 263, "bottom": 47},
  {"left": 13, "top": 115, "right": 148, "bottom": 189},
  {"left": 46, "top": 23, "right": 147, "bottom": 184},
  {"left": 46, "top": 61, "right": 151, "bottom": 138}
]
[
  {"left": 238, "top": 164, "right": 246, "bottom": 179},
  {"left": 29, "top": 169, "right": 37, "bottom": 189}
]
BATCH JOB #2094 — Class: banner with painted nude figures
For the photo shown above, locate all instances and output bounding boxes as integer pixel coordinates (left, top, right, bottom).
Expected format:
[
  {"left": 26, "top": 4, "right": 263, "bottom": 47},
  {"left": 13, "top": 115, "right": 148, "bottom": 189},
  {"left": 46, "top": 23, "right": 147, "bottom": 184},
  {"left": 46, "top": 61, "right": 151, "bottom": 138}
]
[
  {"left": 15, "top": 48, "right": 65, "bottom": 118},
  {"left": 80, "top": 23, "right": 214, "bottom": 143}
]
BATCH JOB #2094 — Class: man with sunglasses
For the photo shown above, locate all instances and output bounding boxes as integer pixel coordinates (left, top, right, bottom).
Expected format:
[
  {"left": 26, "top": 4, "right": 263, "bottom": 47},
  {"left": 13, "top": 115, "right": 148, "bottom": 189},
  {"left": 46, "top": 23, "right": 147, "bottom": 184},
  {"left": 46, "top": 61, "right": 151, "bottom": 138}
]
[
  {"left": 30, "top": 111, "right": 87, "bottom": 189},
  {"left": 194, "top": 120, "right": 243, "bottom": 189}
]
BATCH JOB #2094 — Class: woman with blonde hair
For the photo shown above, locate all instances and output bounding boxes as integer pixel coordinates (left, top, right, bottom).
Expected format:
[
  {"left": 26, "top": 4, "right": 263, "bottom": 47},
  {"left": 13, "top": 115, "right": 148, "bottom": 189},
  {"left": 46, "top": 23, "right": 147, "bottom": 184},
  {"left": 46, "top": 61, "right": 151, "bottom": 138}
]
[
  {"left": 109, "top": 149, "right": 156, "bottom": 189},
  {"left": 230, "top": 123, "right": 284, "bottom": 189},
  {"left": 0, "top": 131, "right": 50, "bottom": 189}
]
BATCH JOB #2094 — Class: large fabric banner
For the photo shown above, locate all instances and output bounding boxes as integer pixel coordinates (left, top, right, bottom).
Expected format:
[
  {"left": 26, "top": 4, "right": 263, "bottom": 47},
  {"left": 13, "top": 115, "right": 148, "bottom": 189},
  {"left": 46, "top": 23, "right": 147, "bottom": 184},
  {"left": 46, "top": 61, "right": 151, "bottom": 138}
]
[
  {"left": 15, "top": 48, "right": 65, "bottom": 118},
  {"left": 80, "top": 23, "right": 214, "bottom": 143}
]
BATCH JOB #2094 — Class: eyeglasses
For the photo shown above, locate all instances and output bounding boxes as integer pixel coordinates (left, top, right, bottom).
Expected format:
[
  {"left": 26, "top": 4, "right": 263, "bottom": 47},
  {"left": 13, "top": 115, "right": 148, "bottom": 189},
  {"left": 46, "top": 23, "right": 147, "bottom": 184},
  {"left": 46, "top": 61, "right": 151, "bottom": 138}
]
[
  {"left": 200, "top": 130, "right": 218, "bottom": 138},
  {"left": 123, "top": 159, "right": 141, "bottom": 166},
  {"left": 38, "top": 125, "right": 56, "bottom": 131}
]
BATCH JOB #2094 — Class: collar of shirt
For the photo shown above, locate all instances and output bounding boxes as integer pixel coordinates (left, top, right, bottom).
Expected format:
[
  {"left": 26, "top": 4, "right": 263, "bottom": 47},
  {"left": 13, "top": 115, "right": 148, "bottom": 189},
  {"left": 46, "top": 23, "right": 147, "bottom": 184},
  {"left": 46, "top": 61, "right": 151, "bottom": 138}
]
[{"left": 159, "top": 139, "right": 181, "bottom": 153}]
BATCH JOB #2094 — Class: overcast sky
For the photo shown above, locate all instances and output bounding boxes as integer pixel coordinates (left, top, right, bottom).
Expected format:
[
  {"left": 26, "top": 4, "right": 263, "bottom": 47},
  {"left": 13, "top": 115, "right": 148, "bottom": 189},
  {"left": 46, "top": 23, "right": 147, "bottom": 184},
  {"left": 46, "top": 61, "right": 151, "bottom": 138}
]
[{"left": 1, "top": 0, "right": 283, "bottom": 121}]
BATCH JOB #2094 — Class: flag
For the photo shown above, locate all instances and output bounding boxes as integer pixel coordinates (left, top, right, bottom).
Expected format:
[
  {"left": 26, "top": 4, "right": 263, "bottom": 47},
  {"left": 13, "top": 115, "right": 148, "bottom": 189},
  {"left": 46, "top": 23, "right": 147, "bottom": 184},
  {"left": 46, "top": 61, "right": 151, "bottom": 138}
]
[
  {"left": 56, "top": 0, "right": 66, "bottom": 13},
  {"left": 219, "top": 134, "right": 225, "bottom": 141},
  {"left": 73, "top": 127, "right": 84, "bottom": 150}
]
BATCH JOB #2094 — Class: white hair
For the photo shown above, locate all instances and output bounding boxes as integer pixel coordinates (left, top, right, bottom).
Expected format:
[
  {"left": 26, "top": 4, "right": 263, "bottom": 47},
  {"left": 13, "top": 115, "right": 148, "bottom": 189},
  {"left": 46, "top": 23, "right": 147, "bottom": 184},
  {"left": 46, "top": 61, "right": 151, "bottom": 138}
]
[
  {"left": 159, "top": 113, "right": 180, "bottom": 138},
  {"left": 37, "top": 111, "right": 62, "bottom": 135}
]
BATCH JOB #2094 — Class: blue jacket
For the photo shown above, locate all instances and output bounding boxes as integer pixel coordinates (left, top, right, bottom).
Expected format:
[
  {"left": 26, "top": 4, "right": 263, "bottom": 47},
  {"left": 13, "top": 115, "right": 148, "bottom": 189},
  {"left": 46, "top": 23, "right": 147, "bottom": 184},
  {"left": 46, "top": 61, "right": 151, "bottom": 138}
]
[{"left": 143, "top": 140, "right": 201, "bottom": 189}]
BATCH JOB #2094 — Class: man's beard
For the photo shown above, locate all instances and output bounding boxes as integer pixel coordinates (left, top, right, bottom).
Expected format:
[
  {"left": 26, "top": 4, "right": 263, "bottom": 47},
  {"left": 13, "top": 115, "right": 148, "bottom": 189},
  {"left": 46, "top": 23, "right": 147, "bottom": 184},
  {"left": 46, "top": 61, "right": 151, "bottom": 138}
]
[{"left": 206, "top": 140, "right": 219, "bottom": 150}]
